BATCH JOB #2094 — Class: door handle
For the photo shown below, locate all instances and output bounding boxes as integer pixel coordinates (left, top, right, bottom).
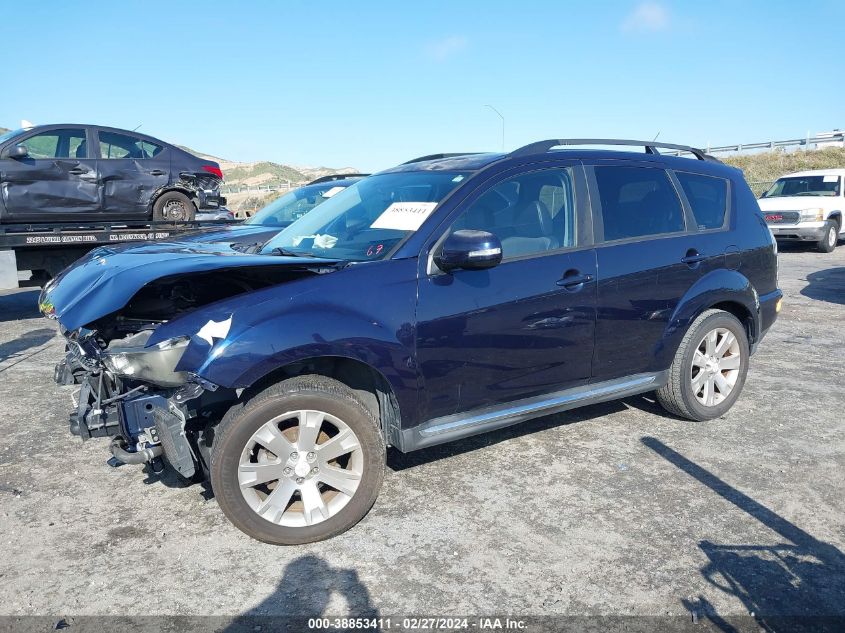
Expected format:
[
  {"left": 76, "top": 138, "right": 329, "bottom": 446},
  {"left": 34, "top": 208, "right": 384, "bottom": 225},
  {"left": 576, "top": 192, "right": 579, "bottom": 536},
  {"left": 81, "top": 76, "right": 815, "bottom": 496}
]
[
  {"left": 148, "top": 169, "right": 167, "bottom": 176},
  {"left": 681, "top": 250, "right": 707, "bottom": 265},
  {"left": 556, "top": 270, "right": 594, "bottom": 289},
  {"left": 68, "top": 168, "right": 88, "bottom": 175}
]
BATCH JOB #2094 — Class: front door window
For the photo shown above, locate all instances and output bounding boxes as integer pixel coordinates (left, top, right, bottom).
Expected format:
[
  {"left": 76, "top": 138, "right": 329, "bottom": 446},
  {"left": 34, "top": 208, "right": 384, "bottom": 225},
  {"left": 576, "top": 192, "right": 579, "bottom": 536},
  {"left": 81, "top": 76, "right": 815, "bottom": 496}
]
[
  {"left": 21, "top": 128, "right": 87, "bottom": 159},
  {"left": 451, "top": 168, "right": 577, "bottom": 257}
]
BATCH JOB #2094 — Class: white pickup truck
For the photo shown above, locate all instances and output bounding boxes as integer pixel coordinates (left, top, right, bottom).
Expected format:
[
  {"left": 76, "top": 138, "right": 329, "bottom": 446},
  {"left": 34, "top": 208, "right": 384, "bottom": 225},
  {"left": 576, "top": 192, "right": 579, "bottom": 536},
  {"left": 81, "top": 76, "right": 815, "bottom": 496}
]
[{"left": 758, "top": 169, "right": 844, "bottom": 252}]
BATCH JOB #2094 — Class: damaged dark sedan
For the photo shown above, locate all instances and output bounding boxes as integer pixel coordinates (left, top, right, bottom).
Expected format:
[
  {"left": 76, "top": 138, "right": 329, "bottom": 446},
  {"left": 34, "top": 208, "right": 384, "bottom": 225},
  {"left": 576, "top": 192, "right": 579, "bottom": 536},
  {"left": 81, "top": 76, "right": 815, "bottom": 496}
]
[{"left": 0, "top": 124, "right": 225, "bottom": 223}]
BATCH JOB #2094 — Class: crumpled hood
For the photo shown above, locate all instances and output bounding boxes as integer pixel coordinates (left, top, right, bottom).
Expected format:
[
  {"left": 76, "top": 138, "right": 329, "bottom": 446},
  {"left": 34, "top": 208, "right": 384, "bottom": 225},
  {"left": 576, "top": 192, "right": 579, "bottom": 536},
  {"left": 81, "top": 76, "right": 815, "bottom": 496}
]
[
  {"left": 758, "top": 196, "right": 843, "bottom": 212},
  {"left": 40, "top": 239, "right": 340, "bottom": 331}
]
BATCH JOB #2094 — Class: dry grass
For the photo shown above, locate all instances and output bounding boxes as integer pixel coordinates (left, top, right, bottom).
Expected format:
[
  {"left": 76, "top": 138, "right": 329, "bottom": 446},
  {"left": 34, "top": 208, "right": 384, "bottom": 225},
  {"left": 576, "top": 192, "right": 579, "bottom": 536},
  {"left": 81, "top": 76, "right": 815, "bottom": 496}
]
[{"left": 724, "top": 147, "right": 845, "bottom": 193}]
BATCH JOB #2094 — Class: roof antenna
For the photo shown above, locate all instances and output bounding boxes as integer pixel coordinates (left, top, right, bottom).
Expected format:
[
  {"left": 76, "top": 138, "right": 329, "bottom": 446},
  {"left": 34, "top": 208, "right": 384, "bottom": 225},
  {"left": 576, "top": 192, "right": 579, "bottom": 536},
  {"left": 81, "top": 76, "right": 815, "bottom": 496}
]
[
  {"left": 652, "top": 131, "right": 661, "bottom": 141},
  {"left": 132, "top": 123, "right": 143, "bottom": 132}
]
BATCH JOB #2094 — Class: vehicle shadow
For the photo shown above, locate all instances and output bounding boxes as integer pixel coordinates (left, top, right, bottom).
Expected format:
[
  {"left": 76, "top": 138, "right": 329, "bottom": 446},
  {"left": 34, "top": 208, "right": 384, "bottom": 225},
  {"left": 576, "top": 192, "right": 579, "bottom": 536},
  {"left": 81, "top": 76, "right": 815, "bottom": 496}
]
[
  {"left": 222, "top": 554, "right": 381, "bottom": 632},
  {"left": 642, "top": 436, "right": 845, "bottom": 632},
  {"left": 0, "top": 327, "right": 56, "bottom": 368},
  {"left": 0, "top": 288, "right": 41, "bottom": 321},
  {"left": 388, "top": 398, "right": 629, "bottom": 471},
  {"left": 800, "top": 267, "right": 845, "bottom": 306}
]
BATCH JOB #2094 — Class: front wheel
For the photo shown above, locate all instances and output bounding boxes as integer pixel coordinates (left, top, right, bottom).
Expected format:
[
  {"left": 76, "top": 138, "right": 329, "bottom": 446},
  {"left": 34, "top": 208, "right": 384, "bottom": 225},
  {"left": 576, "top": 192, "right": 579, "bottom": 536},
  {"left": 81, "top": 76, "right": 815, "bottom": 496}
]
[
  {"left": 817, "top": 221, "right": 838, "bottom": 253},
  {"left": 152, "top": 191, "right": 196, "bottom": 222},
  {"left": 656, "top": 309, "right": 749, "bottom": 421},
  {"left": 210, "top": 375, "right": 385, "bottom": 545}
]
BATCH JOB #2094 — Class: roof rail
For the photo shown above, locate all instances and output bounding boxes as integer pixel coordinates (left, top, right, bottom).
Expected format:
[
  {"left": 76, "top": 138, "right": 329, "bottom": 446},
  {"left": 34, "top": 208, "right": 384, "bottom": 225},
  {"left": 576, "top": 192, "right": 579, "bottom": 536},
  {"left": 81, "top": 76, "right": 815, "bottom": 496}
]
[
  {"left": 402, "top": 152, "right": 481, "bottom": 165},
  {"left": 307, "top": 173, "right": 369, "bottom": 185},
  {"left": 510, "top": 139, "right": 719, "bottom": 162}
]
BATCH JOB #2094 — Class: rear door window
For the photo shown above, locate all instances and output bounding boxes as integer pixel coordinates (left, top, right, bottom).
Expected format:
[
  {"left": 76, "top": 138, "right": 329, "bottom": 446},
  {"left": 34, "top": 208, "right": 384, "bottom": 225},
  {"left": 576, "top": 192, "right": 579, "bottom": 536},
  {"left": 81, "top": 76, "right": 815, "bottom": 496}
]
[
  {"left": 21, "top": 128, "right": 87, "bottom": 159},
  {"left": 140, "top": 140, "right": 163, "bottom": 158},
  {"left": 99, "top": 131, "right": 154, "bottom": 159},
  {"left": 593, "top": 166, "right": 686, "bottom": 242},
  {"left": 675, "top": 172, "right": 728, "bottom": 230}
]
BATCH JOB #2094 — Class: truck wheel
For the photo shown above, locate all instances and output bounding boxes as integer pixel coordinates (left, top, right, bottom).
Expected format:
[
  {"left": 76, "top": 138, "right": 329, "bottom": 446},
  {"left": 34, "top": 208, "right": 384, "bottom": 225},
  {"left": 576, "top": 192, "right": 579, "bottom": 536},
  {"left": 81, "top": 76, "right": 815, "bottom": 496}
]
[
  {"left": 817, "top": 220, "right": 838, "bottom": 253},
  {"left": 152, "top": 191, "right": 196, "bottom": 222},
  {"left": 210, "top": 375, "right": 385, "bottom": 545},
  {"left": 656, "top": 309, "right": 749, "bottom": 422}
]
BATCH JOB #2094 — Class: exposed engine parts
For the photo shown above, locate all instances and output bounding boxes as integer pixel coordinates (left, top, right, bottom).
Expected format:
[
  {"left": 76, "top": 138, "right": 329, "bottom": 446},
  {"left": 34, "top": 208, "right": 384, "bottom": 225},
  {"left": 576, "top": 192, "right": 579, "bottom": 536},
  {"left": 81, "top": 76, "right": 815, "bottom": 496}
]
[
  {"left": 59, "top": 337, "right": 231, "bottom": 479},
  {"left": 48, "top": 261, "right": 327, "bottom": 486}
]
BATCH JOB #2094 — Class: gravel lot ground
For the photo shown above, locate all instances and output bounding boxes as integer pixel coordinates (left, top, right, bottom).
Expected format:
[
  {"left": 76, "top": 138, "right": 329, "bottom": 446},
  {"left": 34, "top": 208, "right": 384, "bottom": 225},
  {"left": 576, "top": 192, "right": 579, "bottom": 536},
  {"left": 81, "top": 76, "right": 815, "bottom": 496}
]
[{"left": 0, "top": 245, "right": 843, "bottom": 630}]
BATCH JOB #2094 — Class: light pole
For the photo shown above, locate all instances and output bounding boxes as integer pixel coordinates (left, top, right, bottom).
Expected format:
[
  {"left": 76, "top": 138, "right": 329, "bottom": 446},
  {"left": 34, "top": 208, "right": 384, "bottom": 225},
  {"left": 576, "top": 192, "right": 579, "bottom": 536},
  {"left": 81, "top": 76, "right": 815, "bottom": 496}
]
[{"left": 484, "top": 104, "right": 505, "bottom": 151}]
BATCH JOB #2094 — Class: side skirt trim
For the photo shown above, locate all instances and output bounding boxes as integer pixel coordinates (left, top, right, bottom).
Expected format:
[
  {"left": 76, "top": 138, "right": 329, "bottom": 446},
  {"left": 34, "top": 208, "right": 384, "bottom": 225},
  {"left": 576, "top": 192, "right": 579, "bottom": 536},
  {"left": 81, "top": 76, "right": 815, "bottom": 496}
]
[{"left": 400, "top": 372, "right": 667, "bottom": 452}]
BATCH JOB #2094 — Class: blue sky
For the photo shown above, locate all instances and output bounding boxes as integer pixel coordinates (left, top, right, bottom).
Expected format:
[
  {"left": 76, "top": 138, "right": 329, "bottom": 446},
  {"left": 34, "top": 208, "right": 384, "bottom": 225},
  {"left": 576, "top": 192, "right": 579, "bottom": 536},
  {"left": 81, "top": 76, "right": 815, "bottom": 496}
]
[{"left": 3, "top": 1, "right": 844, "bottom": 171}]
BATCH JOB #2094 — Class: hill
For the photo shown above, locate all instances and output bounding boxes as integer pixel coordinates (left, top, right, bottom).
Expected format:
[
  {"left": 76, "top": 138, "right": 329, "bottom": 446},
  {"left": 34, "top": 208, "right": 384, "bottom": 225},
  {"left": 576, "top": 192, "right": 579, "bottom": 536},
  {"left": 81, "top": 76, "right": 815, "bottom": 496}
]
[
  {"left": 173, "top": 144, "right": 358, "bottom": 190},
  {"left": 723, "top": 147, "right": 845, "bottom": 193}
]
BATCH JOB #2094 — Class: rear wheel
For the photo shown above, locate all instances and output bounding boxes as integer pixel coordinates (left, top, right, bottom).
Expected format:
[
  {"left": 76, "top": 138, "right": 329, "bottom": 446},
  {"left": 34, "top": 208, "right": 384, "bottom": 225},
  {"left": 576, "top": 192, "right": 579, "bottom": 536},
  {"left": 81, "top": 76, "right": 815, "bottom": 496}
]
[
  {"left": 210, "top": 375, "right": 385, "bottom": 545},
  {"left": 152, "top": 191, "right": 196, "bottom": 222},
  {"left": 656, "top": 309, "right": 749, "bottom": 421},
  {"left": 817, "top": 220, "right": 838, "bottom": 253}
]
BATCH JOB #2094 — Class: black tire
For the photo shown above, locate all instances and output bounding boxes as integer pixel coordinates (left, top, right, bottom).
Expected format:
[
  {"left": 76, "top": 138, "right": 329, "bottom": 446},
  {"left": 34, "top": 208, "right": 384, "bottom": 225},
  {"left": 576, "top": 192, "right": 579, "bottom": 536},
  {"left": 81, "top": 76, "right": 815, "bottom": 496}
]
[
  {"left": 210, "top": 375, "right": 385, "bottom": 545},
  {"left": 152, "top": 191, "right": 196, "bottom": 222},
  {"left": 656, "top": 309, "right": 749, "bottom": 422},
  {"left": 817, "top": 220, "right": 838, "bottom": 253}
]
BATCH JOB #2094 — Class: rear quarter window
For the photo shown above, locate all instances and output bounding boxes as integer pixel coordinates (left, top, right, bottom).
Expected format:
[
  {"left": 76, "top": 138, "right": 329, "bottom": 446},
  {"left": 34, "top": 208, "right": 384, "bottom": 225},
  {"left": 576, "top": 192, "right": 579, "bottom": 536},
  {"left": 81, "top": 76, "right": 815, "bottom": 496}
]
[{"left": 675, "top": 171, "right": 729, "bottom": 230}]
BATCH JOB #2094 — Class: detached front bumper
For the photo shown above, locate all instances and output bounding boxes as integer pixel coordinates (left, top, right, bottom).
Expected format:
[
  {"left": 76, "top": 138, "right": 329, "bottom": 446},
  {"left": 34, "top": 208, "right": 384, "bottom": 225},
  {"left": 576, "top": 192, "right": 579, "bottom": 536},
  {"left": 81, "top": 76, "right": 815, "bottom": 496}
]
[{"left": 767, "top": 221, "right": 827, "bottom": 241}]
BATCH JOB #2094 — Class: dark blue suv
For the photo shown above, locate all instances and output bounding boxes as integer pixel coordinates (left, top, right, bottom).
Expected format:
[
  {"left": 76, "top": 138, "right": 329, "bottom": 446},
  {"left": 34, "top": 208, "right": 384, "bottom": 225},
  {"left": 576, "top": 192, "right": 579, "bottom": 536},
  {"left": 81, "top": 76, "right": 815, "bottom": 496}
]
[{"left": 41, "top": 139, "right": 781, "bottom": 544}]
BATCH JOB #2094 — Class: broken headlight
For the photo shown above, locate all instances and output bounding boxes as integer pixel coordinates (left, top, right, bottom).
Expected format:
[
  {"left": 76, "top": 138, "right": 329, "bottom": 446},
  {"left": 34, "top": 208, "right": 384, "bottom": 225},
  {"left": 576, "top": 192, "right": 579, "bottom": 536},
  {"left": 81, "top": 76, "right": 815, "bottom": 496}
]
[{"left": 101, "top": 334, "right": 191, "bottom": 387}]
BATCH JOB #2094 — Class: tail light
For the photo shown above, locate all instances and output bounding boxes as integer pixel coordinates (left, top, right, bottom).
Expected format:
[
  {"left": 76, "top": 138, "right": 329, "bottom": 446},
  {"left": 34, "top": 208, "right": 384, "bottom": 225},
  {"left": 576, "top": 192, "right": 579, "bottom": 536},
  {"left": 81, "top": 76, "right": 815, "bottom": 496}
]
[{"left": 202, "top": 165, "right": 224, "bottom": 180}]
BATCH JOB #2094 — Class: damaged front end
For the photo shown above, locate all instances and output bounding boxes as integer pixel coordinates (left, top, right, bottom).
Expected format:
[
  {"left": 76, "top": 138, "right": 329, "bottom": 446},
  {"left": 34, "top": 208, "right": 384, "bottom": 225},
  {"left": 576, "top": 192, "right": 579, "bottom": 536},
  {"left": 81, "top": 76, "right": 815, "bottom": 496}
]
[
  {"left": 56, "top": 326, "right": 232, "bottom": 479},
  {"left": 42, "top": 239, "right": 343, "bottom": 479}
]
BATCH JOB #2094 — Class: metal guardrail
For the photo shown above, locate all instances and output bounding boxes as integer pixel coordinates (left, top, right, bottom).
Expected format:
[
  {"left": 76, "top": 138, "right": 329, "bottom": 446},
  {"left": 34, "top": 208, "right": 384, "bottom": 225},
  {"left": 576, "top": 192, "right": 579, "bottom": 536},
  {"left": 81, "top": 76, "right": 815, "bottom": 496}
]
[
  {"left": 668, "top": 132, "right": 844, "bottom": 156},
  {"left": 221, "top": 132, "right": 843, "bottom": 195},
  {"left": 221, "top": 181, "right": 304, "bottom": 194}
]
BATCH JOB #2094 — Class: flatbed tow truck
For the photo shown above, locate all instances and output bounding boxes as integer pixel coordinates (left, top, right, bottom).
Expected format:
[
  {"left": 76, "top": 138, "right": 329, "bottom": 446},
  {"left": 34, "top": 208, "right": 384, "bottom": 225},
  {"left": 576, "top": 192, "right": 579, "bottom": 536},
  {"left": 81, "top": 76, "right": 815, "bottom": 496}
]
[{"left": 0, "top": 218, "right": 238, "bottom": 289}]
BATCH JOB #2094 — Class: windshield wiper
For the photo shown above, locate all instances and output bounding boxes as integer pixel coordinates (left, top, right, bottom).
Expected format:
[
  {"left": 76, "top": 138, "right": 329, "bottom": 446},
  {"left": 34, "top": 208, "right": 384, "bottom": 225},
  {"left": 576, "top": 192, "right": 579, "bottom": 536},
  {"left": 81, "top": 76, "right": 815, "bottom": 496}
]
[{"left": 271, "top": 247, "right": 317, "bottom": 258}]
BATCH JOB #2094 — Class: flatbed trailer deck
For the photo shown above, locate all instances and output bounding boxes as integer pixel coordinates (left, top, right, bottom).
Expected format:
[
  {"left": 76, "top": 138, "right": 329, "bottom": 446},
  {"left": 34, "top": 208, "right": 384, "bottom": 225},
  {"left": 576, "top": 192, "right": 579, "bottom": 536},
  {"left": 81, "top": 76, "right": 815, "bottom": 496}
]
[{"left": 0, "top": 219, "right": 239, "bottom": 289}]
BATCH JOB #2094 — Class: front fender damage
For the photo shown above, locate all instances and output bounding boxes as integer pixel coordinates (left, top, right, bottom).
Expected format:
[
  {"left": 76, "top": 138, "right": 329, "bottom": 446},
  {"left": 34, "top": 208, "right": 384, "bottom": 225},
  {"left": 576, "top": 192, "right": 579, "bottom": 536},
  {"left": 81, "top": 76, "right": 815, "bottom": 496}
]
[{"left": 51, "top": 262, "right": 334, "bottom": 479}]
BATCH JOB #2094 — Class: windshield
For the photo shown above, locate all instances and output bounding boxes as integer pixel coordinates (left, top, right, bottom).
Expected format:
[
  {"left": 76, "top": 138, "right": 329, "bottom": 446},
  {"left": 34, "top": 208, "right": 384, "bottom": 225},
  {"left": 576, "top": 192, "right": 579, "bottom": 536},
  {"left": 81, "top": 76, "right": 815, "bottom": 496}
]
[
  {"left": 763, "top": 175, "right": 841, "bottom": 198},
  {"left": 246, "top": 183, "right": 347, "bottom": 226},
  {"left": 260, "top": 171, "right": 468, "bottom": 260},
  {"left": 0, "top": 128, "right": 25, "bottom": 144}
]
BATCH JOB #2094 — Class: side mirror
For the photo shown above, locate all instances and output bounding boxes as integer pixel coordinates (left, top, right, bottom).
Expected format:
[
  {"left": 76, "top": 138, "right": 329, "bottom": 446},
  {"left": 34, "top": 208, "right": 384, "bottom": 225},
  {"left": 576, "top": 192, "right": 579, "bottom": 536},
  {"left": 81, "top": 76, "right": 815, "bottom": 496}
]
[
  {"left": 435, "top": 229, "right": 503, "bottom": 272},
  {"left": 1, "top": 144, "right": 28, "bottom": 159}
]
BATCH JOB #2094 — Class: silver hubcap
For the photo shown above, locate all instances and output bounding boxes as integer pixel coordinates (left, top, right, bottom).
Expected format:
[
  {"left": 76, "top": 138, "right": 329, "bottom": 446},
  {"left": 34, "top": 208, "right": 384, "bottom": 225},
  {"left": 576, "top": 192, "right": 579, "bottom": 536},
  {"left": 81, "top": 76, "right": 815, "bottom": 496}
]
[
  {"left": 691, "top": 327, "right": 741, "bottom": 407},
  {"left": 238, "top": 410, "right": 363, "bottom": 527},
  {"left": 829, "top": 227, "right": 837, "bottom": 247},
  {"left": 163, "top": 199, "right": 187, "bottom": 220}
]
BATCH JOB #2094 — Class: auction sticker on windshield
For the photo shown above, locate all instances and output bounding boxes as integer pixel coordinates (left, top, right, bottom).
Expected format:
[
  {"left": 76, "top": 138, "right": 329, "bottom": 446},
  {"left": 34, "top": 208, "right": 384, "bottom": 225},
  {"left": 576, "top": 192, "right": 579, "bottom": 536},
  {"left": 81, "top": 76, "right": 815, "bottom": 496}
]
[{"left": 371, "top": 202, "right": 438, "bottom": 231}]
